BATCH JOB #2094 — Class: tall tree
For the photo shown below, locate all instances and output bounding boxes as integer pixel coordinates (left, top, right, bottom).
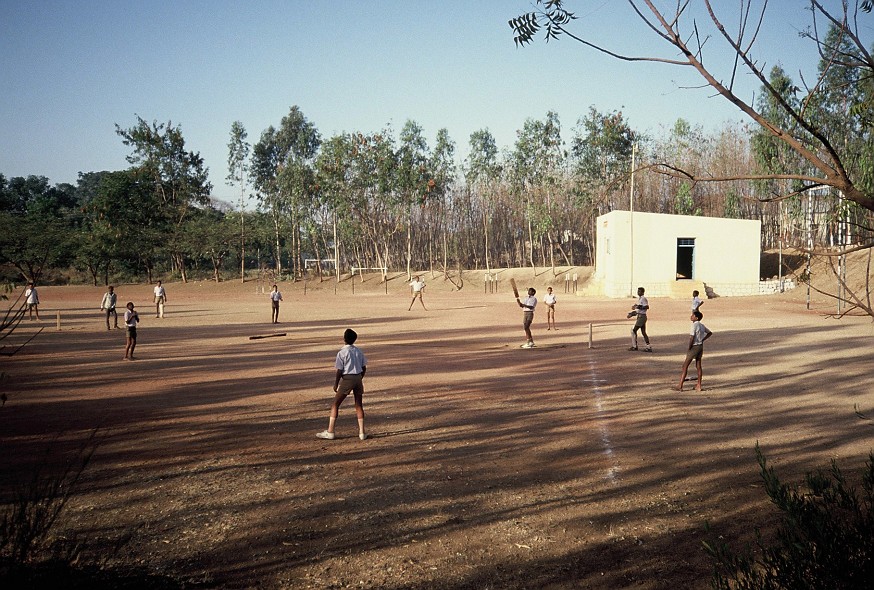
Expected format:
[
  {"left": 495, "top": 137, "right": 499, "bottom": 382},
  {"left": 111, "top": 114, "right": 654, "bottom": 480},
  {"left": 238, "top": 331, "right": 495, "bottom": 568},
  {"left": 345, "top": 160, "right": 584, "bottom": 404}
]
[
  {"left": 509, "top": 1, "right": 874, "bottom": 212},
  {"left": 252, "top": 107, "right": 321, "bottom": 279},
  {"left": 227, "top": 121, "right": 250, "bottom": 283},
  {"left": 465, "top": 129, "right": 502, "bottom": 274},
  {"left": 430, "top": 128, "right": 457, "bottom": 279},
  {"left": 396, "top": 120, "right": 433, "bottom": 278},
  {"left": 116, "top": 116, "right": 212, "bottom": 282}
]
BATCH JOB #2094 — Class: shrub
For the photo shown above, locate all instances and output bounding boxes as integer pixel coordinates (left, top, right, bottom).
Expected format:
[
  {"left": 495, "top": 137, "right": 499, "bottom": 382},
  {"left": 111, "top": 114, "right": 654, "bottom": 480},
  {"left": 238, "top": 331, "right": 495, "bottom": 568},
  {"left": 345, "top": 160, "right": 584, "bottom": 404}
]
[{"left": 705, "top": 443, "right": 874, "bottom": 589}]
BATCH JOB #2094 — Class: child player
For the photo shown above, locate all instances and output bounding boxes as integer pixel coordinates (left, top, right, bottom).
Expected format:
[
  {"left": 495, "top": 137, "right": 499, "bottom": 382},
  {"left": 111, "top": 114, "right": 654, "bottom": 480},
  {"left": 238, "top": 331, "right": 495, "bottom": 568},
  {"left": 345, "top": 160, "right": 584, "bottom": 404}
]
[
  {"left": 691, "top": 289, "right": 704, "bottom": 313},
  {"left": 675, "top": 310, "right": 713, "bottom": 391},
  {"left": 517, "top": 287, "right": 537, "bottom": 348},
  {"left": 124, "top": 302, "right": 139, "bottom": 360},
  {"left": 544, "top": 286, "right": 557, "bottom": 330},
  {"left": 317, "top": 329, "right": 368, "bottom": 441}
]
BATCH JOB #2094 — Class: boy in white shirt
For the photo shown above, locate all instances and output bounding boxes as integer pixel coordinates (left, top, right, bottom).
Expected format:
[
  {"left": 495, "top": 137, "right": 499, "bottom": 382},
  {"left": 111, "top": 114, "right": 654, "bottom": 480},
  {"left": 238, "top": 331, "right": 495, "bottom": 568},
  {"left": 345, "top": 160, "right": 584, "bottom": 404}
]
[
  {"left": 691, "top": 290, "right": 704, "bottom": 313},
  {"left": 675, "top": 310, "right": 713, "bottom": 391},
  {"left": 408, "top": 275, "right": 427, "bottom": 311},
  {"left": 317, "top": 329, "right": 368, "bottom": 441},
  {"left": 517, "top": 287, "right": 537, "bottom": 348},
  {"left": 270, "top": 284, "right": 283, "bottom": 323},
  {"left": 628, "top": 286, "right": 652, "bottom": 352},
  {"left": 544, "top": 286, "right": 557, "bottom": 330}
]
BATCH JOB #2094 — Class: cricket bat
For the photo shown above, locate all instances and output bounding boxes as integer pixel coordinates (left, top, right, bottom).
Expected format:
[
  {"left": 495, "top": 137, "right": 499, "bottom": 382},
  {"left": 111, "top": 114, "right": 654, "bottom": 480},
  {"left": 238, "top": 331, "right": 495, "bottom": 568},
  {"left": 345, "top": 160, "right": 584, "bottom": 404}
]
[{"left": 510, "top": 278, "right": 519, "bottom": 298}]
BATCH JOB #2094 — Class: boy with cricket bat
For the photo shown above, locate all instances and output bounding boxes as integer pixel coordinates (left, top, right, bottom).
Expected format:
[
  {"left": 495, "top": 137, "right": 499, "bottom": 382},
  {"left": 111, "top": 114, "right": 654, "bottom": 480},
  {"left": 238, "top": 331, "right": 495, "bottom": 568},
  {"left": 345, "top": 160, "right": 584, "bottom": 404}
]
[{"left": 514, "top": 281, "right": 537, "bottom": 348}]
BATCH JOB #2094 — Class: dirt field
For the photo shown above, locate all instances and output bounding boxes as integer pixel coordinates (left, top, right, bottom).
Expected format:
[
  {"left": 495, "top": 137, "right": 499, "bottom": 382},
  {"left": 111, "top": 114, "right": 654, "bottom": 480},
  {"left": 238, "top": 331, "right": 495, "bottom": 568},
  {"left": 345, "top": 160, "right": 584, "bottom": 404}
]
[{"left": 1, "top": 268, "right": 872, "bottom": 589}]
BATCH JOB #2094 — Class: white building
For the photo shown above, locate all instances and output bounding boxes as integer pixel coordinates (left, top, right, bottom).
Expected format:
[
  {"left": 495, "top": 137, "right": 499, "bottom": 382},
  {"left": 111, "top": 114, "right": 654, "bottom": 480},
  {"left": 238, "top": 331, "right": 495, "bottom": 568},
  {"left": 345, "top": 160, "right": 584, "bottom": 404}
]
[{"left": 593, "top": 210, "right": 763, "bottom": 298}]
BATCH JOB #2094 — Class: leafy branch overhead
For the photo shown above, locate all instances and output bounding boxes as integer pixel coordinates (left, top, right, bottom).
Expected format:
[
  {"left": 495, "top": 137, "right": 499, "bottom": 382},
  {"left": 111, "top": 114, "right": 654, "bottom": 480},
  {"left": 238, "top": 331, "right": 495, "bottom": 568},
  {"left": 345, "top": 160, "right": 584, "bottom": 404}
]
[{"left": 509, "top": 1, "right": 874, "bottom": 216}]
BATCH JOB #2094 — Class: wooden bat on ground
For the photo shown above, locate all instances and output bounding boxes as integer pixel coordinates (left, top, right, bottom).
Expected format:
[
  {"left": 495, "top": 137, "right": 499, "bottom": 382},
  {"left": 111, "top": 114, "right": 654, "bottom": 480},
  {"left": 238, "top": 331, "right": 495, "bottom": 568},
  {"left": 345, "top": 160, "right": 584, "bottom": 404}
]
[
  {"left": 249, "top": 333, "right": 287, "bottom": 340},
  {"left": 510, "top": 278, "right": 519, "bottom": 298}
]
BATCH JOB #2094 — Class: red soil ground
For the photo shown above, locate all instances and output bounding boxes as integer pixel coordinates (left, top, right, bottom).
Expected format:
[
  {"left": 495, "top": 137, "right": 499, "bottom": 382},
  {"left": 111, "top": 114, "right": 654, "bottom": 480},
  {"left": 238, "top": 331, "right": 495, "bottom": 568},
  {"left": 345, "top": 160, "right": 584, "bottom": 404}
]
[{"left": 1, "top": 268, "right": 872, "bottom": 589}]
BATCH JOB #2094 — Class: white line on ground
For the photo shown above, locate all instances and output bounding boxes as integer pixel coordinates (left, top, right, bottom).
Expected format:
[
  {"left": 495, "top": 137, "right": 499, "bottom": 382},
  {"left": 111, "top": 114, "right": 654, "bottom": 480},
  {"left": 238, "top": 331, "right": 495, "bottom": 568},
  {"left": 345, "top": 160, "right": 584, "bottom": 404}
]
[{"left": 587, "top": 357, "right": 620, "bottom": 484}]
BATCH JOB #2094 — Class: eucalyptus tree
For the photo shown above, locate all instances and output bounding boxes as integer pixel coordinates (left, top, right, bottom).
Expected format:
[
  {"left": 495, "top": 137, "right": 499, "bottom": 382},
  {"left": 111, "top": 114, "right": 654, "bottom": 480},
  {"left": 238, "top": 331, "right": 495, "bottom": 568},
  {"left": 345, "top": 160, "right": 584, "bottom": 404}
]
[
  {"left": 275, "top": 106, "right": 321, "bottom": 279},
  {"left": 252, "top": 107, "right": 321, "bottom": 280},
  {"left": 347, "top": 130, "right": 397, "bottom": 273},
  {"left": 395, "top": 120, "right": 433, "bottom": 278},
  {"left": 226, "top": 121, "right": 250, "bottom": 282},
  {"left": 465, "top": 129, "right": 502, "bottom": 273},
  {"left": 115, "top": 116, "right": 212, "bottom": 282},
  {"left": 315, "top": 133, "right": 356, "bottom": 280},
  {"left": 429, "top": 128, "right": 457, "bottom": 277},
  {"left": 251, "top": 125, "right": 285, "bottom": 275},
  {"left": 511, "top": 111, "right": 565, "bottom": 274}
]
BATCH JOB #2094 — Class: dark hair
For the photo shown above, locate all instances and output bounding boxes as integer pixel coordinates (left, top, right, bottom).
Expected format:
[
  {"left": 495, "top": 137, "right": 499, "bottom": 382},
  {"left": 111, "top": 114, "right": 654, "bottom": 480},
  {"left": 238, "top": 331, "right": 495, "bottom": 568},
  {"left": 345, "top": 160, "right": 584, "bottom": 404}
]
[
  {"left": 693, "top": 310, "right": 703, "bottom": 320},
  {"left": 344, "top": 328, "right": 358, "bottom": 344},
  {"left": 528, "top": 287, "right": 536, "bottom": 295}
]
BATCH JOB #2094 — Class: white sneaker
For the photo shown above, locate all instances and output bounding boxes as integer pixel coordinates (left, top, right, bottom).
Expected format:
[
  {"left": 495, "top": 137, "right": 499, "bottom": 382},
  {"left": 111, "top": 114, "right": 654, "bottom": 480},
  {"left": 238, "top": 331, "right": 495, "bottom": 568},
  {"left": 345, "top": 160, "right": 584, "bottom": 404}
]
[
  {"left": 316, "top": 430, "right": 335, "bottom": 440},
  {"left": 359, "top": 433, "right": 367, "bottom": 440},
  {"left": 520, "top": 342, "right": 535, "bottom": 349}
]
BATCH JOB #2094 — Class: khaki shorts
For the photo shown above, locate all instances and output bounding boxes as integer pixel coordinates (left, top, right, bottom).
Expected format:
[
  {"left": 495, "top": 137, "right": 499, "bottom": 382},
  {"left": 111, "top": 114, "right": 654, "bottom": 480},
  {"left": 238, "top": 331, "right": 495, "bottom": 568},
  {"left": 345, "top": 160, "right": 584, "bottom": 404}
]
[
  {"left": 634, "top": 314, "right": 648, "bottom": 329},
  {"left": 337, "top": 374, "right": 364, "bottom": 398},
  {"left": 522, "top": 311, "right": 534, "bottom": 330},
  {"left": 685, "top": 344, "right": 703, "bottom": 363}
]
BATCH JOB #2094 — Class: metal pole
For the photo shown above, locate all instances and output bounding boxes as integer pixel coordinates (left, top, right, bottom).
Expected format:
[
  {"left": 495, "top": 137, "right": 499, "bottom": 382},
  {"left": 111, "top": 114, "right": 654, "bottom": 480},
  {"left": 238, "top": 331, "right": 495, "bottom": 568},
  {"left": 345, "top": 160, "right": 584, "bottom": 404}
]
[{"left": 629, "top": 142, "right": 637, "bottom": 297}]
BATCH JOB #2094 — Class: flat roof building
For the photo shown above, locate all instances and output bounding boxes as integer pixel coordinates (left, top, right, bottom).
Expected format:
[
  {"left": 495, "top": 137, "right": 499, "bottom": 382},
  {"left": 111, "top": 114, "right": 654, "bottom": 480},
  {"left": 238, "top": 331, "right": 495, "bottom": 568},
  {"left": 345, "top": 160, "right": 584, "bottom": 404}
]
[{"left": 594, "top": 210, "right": 762, "bottom": 298}]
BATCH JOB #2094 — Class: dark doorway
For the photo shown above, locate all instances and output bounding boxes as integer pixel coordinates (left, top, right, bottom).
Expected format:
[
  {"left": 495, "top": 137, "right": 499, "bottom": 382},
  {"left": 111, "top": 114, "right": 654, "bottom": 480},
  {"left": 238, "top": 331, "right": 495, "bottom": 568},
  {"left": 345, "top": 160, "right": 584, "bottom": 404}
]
[{"left": 676, "top": 238, "right": 695, "bottom": 279}]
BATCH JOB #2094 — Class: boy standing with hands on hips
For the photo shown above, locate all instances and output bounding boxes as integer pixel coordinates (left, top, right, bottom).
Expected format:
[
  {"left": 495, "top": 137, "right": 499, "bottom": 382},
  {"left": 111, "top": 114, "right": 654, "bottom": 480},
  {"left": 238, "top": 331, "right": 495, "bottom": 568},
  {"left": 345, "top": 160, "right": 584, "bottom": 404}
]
[{"left": 675, "top": 310, "right": 713, "bottom": 391}]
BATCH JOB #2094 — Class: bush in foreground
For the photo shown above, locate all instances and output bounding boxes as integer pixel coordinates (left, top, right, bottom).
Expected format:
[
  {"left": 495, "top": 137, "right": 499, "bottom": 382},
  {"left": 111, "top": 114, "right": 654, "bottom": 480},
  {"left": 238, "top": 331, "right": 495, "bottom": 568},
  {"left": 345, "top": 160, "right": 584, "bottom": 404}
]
[{"left": 706, "top": 443, "right": 874, "bottom": 589}]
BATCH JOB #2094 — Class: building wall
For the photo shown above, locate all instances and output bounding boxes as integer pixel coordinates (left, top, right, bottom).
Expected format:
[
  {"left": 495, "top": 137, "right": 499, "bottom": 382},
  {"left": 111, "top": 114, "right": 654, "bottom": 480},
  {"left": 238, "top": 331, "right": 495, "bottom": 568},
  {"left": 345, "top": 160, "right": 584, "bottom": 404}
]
[{"left": 594, "top": 210, "right": 761, "bottom": 298}]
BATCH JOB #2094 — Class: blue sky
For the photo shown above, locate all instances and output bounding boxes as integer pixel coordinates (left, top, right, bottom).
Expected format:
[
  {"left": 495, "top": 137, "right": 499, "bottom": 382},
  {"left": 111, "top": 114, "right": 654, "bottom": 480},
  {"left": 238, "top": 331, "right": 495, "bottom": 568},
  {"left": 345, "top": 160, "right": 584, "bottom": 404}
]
[{"left": 1, "top": 1, "right": 832, "bottom": 203}]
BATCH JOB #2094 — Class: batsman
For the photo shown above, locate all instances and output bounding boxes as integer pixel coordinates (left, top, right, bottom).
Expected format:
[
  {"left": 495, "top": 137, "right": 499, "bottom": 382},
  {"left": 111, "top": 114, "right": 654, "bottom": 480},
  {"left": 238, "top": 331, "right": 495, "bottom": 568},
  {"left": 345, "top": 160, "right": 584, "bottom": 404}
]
[{"left": 512, "top": 278, "right": 537, "bottom": 349}]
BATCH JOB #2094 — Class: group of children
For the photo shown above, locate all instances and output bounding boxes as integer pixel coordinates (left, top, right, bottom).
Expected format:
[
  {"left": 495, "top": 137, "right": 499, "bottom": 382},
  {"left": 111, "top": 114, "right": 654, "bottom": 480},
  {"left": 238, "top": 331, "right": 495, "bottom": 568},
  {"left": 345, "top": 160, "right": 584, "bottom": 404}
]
[
  {"left": 515, "top": 284, "right": 714, "bottom": 392},
  {"left": 17, "top": 275, "right": 713, "bottom": 442}
]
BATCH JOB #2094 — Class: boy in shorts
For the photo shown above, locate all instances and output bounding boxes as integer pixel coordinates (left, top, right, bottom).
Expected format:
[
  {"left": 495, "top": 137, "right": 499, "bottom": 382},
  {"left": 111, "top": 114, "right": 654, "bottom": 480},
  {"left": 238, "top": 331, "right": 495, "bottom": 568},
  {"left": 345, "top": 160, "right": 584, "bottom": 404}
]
[
  {"left": 675, "top": 310, "right": 713, "bottom": 391},
  {"left": 517, "top": 287, "right": 537, "bottom": 348},
  {"left": 124, "top": 302, "right": 139, "bottom": 360},
  {"left": 317, "top": 329, "right": 368, "bottom": 441}
]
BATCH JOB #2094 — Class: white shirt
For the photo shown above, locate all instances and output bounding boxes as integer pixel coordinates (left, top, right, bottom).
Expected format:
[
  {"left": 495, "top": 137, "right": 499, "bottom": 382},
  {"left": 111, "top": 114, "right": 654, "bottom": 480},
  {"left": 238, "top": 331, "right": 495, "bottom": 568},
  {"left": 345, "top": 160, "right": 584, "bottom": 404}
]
[
  {"left": 410, "top": 279, "right": 425, "bottom": 293},
  {"left": 124, "top": 309, "right": 139, "bottom": 327},
  {"left": 521, "top": 295, "right": 537, "bottom": 312},
  {"left": 691, "top": 296, "right": 703, "bottom": 311},
  {"left": 544, "top": 293, "right": 557, "bottom": 306},
  {"left": 25, "top": 288, "right": 39, "bottom": 305},
  {"left": 102, "top": 292, "right": 117, "bottom": 310},
  {"left": 636, "top": 295, "right": 649, "bottom": 316},
  {"left": 154, "top": 285, "right": 166, "bottom": 298},
  {"left": 690, "top": 321, "right": 711, "bottom": 346},
  {"left": 335, "top": 344, "right": 367, "bottom": 375},
  {"left": 271, "top": 290, "right": 282, "bottom": 302}
]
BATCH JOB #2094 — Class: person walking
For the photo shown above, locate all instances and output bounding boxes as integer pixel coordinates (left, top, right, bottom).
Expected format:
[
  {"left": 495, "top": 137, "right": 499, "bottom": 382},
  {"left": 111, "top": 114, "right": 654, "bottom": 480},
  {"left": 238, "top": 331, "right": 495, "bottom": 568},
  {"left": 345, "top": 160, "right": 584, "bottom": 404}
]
[
  {"left": 101, "top": 285, "right": 119, "bottom": 330},
  {"left": 628, "top": 286, "right": 652, "bottom": 352},
  {"left": 317, "top": 328, "right": 368, "bottom": 441}
]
